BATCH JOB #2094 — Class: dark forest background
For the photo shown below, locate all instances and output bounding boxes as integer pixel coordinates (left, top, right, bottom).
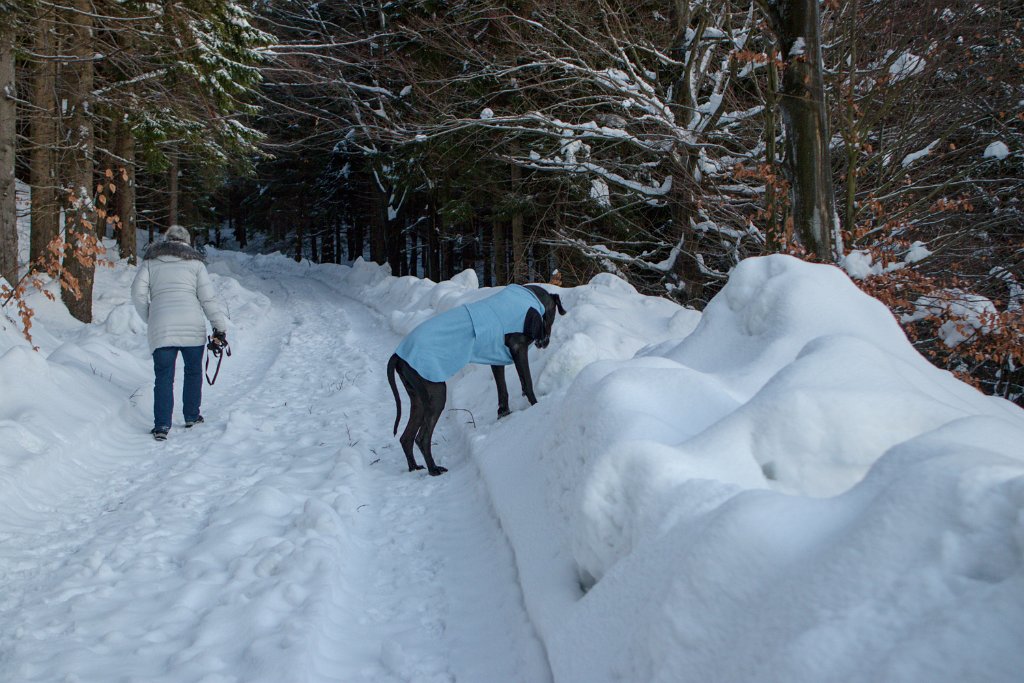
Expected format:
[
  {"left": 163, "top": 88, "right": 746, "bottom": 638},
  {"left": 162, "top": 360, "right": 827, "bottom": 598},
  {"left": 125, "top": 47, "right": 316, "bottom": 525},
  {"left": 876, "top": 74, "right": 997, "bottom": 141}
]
[{"left": 2, "top": 0, "right": 1021, "bottom": 401}]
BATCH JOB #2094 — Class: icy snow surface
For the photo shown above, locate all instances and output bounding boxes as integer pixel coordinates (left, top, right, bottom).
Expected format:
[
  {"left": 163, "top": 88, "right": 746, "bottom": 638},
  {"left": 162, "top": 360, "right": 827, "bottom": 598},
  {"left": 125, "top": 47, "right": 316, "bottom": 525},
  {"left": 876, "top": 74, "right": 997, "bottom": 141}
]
[{"left": 1, "top": 235, "right": 1022, "bottom": 682}]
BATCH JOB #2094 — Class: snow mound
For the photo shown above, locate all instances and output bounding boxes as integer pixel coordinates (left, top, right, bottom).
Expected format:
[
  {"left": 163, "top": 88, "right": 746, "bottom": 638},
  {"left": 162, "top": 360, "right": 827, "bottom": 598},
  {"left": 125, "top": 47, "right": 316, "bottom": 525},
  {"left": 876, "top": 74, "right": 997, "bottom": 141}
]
[{"left": 460, "top": 254, "right": 1024, "bottom": 683}]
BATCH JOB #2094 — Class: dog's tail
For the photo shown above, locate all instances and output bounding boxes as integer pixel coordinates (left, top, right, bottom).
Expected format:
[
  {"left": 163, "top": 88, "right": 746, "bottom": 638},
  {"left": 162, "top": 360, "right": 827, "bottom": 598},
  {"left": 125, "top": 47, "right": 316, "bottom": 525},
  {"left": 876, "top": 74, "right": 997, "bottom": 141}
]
[{"left": 387, "top": 353, "right": 402, "bottom": 435}]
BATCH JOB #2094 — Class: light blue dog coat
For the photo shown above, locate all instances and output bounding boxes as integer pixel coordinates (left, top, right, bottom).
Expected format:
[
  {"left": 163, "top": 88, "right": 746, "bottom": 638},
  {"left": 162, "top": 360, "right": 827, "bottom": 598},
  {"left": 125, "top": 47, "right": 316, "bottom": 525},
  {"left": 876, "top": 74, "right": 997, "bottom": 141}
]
[{"left": 395, "top": 285, "right": 545, "bottom": 382}]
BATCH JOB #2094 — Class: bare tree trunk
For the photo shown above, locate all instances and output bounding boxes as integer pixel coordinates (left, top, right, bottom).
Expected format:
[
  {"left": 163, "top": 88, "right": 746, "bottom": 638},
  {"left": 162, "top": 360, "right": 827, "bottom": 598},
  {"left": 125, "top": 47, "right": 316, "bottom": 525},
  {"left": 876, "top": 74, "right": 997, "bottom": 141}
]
[
  {"left": 427, "top": 195, "right": 440, "bottom": 280},
  {"left": 338, "top": 221, "right": 345, "bottom": 263},
  {"left": 407, "top": 223, "right": 418, "bottom": 276},
  {"left": 764, "top": 52, "right": 785, "bottom": 250},
  {"left": 0, "top": 24, "right": 16, "bottom": 287},
  {"left": 167, "top": 153, "right": 179, "bottom": 229},
  {"left": 443, "top": 235, "right": 455, "bottom": 281},
  {"left": 386, "top": 213, "right": 402, "bottom": 275},
  {"left": 493, "top": 218, "right": 507, "bottom": 285},
  {"left": 369, "top": 175, "right": 387, "bottom": 265},
  {"left": 841, "top": 0, "right": 860, "bottom": 240},
  {"left": 60, "top": 0, "right": 97, "bottom": 323},
  {"left": 759, "top": 0, "right": 840, "bottom": 260},
  {"left": 482, "top": 215, "right": 493, "bottom": 287},
  {"left": 29, "top": 5, "right": 61, "bottom": 269},
  {"left": 510, "top": 163, "right": 527, "bottom": 283},
  {"left": 114, "top": 119, "right": 137, "bottom": 263}
]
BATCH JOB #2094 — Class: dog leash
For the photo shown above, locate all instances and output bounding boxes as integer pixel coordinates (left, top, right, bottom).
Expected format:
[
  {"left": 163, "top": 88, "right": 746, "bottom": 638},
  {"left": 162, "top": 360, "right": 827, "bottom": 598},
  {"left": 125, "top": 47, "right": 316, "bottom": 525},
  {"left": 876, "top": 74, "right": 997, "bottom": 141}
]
[{"left": 205, "top": 336, "right": 231, "bottom": 385}]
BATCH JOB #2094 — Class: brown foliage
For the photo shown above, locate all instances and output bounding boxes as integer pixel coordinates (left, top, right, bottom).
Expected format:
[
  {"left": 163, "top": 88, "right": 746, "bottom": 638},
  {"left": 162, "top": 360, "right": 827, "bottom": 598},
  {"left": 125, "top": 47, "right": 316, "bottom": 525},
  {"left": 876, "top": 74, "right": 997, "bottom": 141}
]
[{"left": 1, "top": 171, "right": 118, "bottom": 345}]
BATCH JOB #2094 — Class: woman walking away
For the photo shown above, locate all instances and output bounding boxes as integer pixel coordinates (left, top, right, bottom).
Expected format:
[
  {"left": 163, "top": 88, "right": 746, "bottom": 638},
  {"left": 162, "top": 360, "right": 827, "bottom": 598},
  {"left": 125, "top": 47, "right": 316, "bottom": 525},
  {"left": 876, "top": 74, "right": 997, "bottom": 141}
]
[{"left": 131, "top": 225, "right": 229, "bottom": 441}]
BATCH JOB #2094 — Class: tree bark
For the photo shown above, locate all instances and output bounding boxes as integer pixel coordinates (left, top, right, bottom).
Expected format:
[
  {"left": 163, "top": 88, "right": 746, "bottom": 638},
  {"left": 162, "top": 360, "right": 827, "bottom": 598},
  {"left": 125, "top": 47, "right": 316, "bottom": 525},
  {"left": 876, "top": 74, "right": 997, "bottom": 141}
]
[
  {"left": 493, "top": 218, "right": 507, "bottom": 285},
  {"left": 233, "top": 189, "right": 247, "bottom": 248},
  {"left": 427, "top": 196, "right": 440, "bottom": 280},
  {"left": 60, "top": 0, "right": 97, "bottom": 323},
  {"left": 369, "top": 174, "right": 387, "bottom": 266},
  {"left": 168, "top": 153, "right": 179, "bottom": 229},
  {"left": 510, "top": 163, "right": 527, "bottom": 283},
  {"left": 759, "top": 0, "right": 840, "bottom": 260},
  {"left": 407, "top": 223, "right": 418, "bottom": 276},
  {"left": 114, "top": 119, "right": 137, "bottom": 263},
  {"left": 482, "top": 215, "right": 493, "bottom": 287},
  {"left": 0, "top": 23, "right": 16, "bottom": 287},
  {"left": 29, "top": 6, "right": 61, "bottom": 269}
]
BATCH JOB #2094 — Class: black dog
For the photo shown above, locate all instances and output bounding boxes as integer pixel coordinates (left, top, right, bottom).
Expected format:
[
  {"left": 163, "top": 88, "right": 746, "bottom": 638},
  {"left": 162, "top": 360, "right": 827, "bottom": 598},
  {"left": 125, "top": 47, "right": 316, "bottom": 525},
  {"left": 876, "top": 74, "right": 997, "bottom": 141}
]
[{"left": 387, "top": 284, "right": 566, "bottom": 475}]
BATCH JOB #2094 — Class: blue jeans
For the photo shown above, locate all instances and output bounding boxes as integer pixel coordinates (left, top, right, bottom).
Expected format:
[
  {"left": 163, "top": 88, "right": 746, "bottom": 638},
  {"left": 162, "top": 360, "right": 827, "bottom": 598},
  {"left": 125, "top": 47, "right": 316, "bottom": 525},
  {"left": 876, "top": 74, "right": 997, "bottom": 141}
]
[{"left": 153, "top": 345, "right": 204, "bottom": 430}]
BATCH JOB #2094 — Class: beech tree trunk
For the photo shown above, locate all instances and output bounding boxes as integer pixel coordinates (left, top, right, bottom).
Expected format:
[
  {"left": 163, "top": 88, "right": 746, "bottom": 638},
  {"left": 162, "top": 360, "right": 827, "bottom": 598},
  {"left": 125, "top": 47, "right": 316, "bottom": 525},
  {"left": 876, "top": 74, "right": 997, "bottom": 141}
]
[
  {"left": 60, "top": 0, "right": 97, "bottom": 323},
  {"left": 0, "top": 23, "right": 16, "bottom": 287},
  {"left": 759, "top": 0, "right": 840, "bottom": 260},
  {"left": 29, "top": 6, "right": 61, "bottom": 270}
]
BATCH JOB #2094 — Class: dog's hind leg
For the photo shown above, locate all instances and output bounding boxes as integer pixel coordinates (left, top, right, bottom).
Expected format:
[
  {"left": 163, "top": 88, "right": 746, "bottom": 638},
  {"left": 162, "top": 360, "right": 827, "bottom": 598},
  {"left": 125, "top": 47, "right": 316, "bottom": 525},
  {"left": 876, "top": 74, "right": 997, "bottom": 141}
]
[
  {"left": 399, "top": 399, "right": 426, "bottom": 472},
  {"left": 416, "top": 382, "right": 448, "bottom": 476},
  {"left": 397, "top": 366, "right": 426, "bottom": 472}
]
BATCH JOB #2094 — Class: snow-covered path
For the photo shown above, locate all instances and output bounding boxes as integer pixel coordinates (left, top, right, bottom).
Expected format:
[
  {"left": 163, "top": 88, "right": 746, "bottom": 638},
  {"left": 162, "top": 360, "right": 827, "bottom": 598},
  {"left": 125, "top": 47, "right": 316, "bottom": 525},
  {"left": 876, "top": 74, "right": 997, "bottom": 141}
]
[
  {"left": 0, "top": 259, "right": 550, "bottom": 683},
  {"left": 6, "top": 244, "right": 1024, "bottom": 683}
]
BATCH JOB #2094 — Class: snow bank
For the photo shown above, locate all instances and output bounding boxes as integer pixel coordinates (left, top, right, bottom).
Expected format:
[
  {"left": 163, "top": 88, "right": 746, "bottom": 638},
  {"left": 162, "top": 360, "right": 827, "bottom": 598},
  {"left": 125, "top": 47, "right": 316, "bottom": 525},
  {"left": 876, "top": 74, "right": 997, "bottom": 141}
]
[
  {"left": 484, "top": 256, "right": 1024, "bottom": 683},
  {"left": 333, "top": 252, "right": 1023, "bottom": 682}
]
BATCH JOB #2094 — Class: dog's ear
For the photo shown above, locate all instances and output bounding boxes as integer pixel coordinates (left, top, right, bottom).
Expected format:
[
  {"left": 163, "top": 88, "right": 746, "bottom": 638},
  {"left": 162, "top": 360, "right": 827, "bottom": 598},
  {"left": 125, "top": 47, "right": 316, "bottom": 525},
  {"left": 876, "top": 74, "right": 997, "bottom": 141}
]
[
  {"left": 523, "top": 308, "right": 545, "bottom": 340},
  {"left": 552, "top": 293, "right": 566, "bottom": 315}
]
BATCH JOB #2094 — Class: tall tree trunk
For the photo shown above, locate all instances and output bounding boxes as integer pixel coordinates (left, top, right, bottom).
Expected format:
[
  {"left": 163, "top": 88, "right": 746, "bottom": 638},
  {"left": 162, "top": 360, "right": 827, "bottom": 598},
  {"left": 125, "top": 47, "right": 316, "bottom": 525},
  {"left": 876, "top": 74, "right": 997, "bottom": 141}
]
[
  {"left": 369, "top": 173, "right": 387, "bottom": 266},
  {"left": 759, "top": 0, "right": 840, "bottom": 260},
  {"left": 180, "top": 184, "right": 193, "bottom": 231},
  {"left": 407, "top": 224, "right": 418, "bottom": 276},
  {"left": 764, "top": 53, "right": 786, "bottom": 250},
  {"left": 443, "top": 235, "right": 455, "bottom": 281},
  {"left": 167, "top": 153, "right": 179, "bottom": 229},
  {"left": 335, "top": 219, "right": 344, "bottom": 262},
  {"left": 841, "top": 0, "right": 860, "bottom": 241},
  {"left": 666, "top": 0, "right": 707, "bottom": 304},
  {"left": 427, "top": 196, "right": 440, "bottom": 280},
  {"left": 461, "top": 220, "right": 477, "bottom": 276},
  {"left": 386, "top": 214, "right": 402, "bottom": 275},
  {"left": 233, "top": 189, "right": 247, "bottom": 248},
  {"left": 482, "top": 215, "right": 493, "bottom": 287},
  {"left": 114, "top": 119, "right": 137, "bottom": 263},
  {"left": 60, "top": 0, "right": 97, "bottom": 323},
  {"left": 0, "top": 23, "right": 16, "bottom": 287},
  {"left": 493, "top": 218, "right": 507, "bottom": 285},
  {"left": 510, "top": 164, "right": 527, "bottom": 283},
  {"left": 29, "top": 5, "right": 61, "bottom": 269}
]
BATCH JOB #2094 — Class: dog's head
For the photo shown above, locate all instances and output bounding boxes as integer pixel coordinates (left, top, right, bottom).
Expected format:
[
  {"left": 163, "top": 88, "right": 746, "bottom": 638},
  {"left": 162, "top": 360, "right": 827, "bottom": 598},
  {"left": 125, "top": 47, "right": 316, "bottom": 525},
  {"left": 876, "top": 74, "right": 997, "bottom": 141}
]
[{"left": 524, "top": 285, "right": 567, "bottom": 349}]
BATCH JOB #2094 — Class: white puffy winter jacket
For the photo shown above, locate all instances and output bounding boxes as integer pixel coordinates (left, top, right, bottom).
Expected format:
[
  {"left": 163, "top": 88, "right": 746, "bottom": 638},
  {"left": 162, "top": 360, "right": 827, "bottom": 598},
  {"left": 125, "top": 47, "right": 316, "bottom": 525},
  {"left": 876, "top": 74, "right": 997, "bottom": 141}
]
[{"left": 131, "top": 240, "right": 229, "bottom": 352}]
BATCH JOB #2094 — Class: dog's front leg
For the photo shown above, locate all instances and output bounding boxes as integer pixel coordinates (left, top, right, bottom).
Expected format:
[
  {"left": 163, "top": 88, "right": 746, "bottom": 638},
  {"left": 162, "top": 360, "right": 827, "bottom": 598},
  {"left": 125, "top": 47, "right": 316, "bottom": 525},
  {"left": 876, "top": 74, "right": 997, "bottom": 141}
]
[
  {"left": 511, "top": 347, "right": 538, "bottom": 406},
  {"left": 492, "top": 365, "right": 511, "bottom": 418}
]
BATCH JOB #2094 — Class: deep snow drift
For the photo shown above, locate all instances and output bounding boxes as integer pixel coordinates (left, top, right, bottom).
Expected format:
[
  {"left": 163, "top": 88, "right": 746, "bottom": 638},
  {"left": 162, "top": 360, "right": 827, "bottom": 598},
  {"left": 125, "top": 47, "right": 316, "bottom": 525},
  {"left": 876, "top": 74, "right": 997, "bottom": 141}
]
[{"left": 1, "top": 233, "right": 1022, "bottom": 682}]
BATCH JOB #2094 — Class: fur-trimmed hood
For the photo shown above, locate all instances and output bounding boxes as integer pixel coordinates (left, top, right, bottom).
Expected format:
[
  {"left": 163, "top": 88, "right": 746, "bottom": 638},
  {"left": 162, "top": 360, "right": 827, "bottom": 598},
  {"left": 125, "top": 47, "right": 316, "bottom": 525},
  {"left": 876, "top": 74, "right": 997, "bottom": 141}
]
[{"left": 143, "top": 240, "right": 206, "bottom": 262}]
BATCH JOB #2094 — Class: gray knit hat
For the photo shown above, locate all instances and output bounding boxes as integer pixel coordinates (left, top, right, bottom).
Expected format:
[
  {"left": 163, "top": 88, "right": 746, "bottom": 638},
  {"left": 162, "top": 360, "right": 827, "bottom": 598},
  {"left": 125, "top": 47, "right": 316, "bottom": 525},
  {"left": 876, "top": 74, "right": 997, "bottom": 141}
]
[{"left": 164, "top": 225, "right": 191, "bottom": 243}]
